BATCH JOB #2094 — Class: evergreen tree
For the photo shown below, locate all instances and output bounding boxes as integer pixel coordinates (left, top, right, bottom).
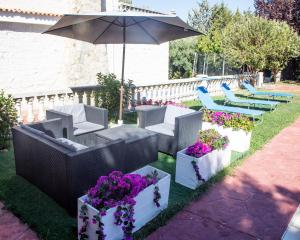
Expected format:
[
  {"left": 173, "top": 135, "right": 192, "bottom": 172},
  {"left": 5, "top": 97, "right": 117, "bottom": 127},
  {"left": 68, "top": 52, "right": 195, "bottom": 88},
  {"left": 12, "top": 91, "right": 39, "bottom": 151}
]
[{"left": 255, "top": 0, "right": 299, "bottom": 33}]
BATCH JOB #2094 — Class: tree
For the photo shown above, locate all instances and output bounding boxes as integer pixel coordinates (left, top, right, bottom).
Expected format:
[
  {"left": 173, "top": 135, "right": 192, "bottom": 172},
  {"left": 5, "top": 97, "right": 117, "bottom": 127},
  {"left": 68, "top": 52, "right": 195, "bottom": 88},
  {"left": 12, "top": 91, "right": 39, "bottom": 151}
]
[
  {"left": 293, "top": 0, "right": 300, "bottom": 33},
  {"left": 265, "top": 21, "right": 300, "bottom": 79},
  {"left": 196, "top": 3, "right": 233, "bottom": 54},
  {"left": 169, "top": 38, "right": 197, "bottom": 79},
  {"left": 223, "top": 15, "right": 300, "bottom": 78},
  {"left": 223, "top": 16, "right": 268, "bottom": 72},
  {"left": 255, "top": 0, "right": 299, "bottom": 33},
  {"left": 188, "top": 0, "right": 212, "bottom": 34}
]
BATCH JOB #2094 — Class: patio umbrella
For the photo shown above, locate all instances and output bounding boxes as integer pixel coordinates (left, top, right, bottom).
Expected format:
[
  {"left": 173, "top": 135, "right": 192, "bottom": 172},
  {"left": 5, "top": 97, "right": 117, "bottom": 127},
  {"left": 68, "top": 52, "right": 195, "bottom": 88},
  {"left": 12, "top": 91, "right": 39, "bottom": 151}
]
[{"left": 43, "top": 11, "right": 201, "bottom": 122}]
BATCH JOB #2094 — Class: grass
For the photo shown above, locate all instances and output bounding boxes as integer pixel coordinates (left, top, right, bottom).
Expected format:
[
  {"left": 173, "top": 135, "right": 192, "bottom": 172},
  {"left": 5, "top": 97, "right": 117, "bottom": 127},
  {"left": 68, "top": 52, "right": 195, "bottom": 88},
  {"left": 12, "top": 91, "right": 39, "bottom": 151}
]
[{"left": 0, "top": 85, "right": 300, "bottom": 240}]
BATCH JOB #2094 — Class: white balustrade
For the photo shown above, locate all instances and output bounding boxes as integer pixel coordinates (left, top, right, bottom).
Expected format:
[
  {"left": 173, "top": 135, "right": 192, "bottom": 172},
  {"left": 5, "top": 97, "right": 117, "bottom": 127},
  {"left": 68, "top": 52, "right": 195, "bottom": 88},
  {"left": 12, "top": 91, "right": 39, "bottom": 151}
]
[
  {"left": 12, "top": 75, "right": 243, "bottom": 124},
  {"left": 130, "top": 75, "right": 242, "bottom": 108}
]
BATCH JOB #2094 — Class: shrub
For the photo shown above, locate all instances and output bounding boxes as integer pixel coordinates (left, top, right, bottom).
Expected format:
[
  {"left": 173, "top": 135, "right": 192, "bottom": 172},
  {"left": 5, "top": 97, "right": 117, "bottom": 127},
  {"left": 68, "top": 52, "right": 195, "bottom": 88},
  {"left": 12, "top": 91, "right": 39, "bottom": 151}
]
[
  {"left": 198, "top": 129, "right": 229, "bottom": 150},
  {"left": 0, "top": 90, "right": 17, "bottom": 150},
  {"left": 95, "top": 73, "right": 132, "bottom": 122}
]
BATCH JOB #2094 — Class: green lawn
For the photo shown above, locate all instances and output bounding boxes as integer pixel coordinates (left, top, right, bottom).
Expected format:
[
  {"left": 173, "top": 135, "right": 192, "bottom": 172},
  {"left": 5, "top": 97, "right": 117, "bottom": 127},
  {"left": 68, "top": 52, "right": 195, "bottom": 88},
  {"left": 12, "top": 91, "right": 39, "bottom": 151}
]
[{"left": 0, "top": 86, "right": 300, "bottom": 240}]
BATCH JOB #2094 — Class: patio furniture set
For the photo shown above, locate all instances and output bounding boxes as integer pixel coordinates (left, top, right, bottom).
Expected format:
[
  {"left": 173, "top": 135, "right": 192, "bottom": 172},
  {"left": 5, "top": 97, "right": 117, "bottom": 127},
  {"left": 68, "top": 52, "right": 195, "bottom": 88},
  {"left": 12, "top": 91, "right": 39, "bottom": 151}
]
[
  {"left": 11, "top": 83, "right": 294, "bottom": 239},
  {"left": 12, "top": 104, "right": 203, "bottom": 215}
]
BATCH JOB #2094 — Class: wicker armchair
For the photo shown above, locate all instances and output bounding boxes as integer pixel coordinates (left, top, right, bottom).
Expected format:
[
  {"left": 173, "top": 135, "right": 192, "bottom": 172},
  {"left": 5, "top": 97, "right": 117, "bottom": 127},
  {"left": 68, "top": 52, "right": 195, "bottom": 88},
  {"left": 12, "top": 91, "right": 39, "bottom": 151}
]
[
  {"left": 137, "top": 105, "right": 203, "bottom": 157},
  {"left": 46, "top": 104, "right": 108, "bottom": 141}
]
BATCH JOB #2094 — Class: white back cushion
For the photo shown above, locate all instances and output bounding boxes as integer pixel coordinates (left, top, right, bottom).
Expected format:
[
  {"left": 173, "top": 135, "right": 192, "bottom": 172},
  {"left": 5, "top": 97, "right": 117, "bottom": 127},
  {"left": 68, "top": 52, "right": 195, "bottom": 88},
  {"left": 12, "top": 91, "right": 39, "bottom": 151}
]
[
  {"left": 54, "top": 104, "right": 86, "bottom": 124},
  {"left": 163, "top": 105, "right": 195, "bottom": 125}
]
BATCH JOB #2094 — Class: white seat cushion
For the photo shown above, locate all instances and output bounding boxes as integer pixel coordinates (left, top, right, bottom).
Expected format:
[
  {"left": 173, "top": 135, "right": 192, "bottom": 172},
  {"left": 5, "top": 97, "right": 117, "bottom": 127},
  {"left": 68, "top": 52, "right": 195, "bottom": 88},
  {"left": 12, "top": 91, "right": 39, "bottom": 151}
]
[
  {"left": 146, "top": 123, "right": 175, "bottom": 136},
  {"left": 54, "top": 104, "right": 86, "bottom": 124},
  {"left": 74, "top": 121, "right": 105, "bottom": 136},
  {"left": 163, "top": 105, "right": 195, "bottom": 125},
  {"left": 56, "top": 138, "right": 88, "bottom": 151}
]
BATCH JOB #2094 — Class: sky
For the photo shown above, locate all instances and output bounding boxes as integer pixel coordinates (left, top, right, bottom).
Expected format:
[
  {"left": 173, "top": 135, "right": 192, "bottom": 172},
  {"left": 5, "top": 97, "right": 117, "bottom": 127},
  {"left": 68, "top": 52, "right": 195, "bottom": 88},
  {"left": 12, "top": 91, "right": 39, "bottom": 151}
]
[{"left": 133, "top": 0, "right": 255, "bottom": 20}]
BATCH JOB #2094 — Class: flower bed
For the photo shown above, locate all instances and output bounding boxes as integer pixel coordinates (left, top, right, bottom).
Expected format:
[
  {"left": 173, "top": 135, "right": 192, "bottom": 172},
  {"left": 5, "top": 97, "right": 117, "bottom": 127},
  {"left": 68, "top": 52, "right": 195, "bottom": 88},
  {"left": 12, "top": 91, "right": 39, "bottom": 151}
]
[
  {"left": 78, "top": 166, "right": 170, "bottom": 240},
  {"left": 175, "top": 129, "right": 231, "bottom": 190},
  {"left": 135, "top": 99, "right": 188, "bottom": 108},
  {"left": 202, "top": 110, "right": 253, "bottom": 152}
]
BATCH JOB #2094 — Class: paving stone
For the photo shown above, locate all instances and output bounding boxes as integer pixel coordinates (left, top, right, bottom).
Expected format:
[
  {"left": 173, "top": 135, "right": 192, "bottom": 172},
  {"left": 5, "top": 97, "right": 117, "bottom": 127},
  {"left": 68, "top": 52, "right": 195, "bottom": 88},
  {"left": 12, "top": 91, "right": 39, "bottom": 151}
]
[
  {"left": 147, "top": 211, "right": 256, "bottom": 240},
  {"left": 0, "top": 204, "right": 39, "bottom": 240},
  {"left": 147, "top": 117, "right": 300, "bottom": 240},
  {"left": 17, "top": 229, "right": 39, "bottom": 240},
  {"left": 0, "top": 212, "right": 29, "bottom": 240}
]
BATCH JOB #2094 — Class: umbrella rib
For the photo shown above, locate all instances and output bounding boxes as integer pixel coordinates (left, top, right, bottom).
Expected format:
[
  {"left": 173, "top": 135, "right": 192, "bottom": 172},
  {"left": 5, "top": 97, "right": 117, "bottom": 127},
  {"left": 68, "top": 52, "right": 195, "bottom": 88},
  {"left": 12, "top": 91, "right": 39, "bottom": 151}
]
[
  {"left": 44, "top": 16, "right": 122, "bottom": 34},
  {"left": 44, "top": 16, "right": 106, "bottom": 33},
  {"left": 146, "top": 17, "right": 201, "bottom": 35},
  {"left": 126, "top": 18, "right": 149, "bottom": 27},
  {"left": 131, "top": 18, "right": 160, "bottom": 44},
  {"left": 93, "top": 17, "right": 120, "bottom": 44}
]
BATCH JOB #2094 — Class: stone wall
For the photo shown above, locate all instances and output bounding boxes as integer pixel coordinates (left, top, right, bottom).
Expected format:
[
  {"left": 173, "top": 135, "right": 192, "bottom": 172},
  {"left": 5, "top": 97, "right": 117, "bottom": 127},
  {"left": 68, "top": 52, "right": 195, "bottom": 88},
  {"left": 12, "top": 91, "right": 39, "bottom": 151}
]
[
  {"left": 0, "top": 0, "right": 109, "bottom": 97},
  {"left": 0, "top": 0, "right": 169, "bottom": 97}
]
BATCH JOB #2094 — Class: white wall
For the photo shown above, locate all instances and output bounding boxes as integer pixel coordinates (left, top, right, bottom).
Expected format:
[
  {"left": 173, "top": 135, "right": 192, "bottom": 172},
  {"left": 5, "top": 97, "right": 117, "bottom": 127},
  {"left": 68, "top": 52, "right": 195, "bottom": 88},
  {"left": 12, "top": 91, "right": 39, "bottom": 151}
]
[
  {"left": 0, "top": 0, "right": 170, "bottom": 97},
  {"left": 0, "top": 0, "right": 109, "bottom": 97},
  {"left": 107, "top": 43, "right": 169, "bottom": 85},
  {"left": 105, "top": 0, "right": 169, "bottom": 86},
  {"left": 0, "top": 0, "right": 70, "bottom": 14}
]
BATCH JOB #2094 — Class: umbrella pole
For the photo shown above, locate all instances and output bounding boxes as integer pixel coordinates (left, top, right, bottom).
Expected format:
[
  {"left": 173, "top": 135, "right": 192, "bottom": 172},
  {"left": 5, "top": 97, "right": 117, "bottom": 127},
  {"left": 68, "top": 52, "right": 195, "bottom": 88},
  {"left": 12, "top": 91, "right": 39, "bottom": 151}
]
[{"left": 118, "top": 42, "right": 126, "bottom": 124}]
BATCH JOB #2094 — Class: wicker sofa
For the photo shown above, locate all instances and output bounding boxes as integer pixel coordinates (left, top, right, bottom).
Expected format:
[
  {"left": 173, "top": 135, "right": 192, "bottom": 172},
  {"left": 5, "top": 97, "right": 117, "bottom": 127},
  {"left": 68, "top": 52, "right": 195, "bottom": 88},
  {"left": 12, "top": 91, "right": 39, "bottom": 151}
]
[
  {"left": 137, "top": 105, "right": 203, "bottom": 157},
  {"left": 12, "top": 118, "right": 125, "bottom": 215}
]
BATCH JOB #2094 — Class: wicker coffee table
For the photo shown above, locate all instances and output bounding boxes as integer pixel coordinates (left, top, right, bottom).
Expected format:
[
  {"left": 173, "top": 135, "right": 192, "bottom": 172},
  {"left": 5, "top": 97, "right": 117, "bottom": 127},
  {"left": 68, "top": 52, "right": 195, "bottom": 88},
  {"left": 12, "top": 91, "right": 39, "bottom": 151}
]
[{"left": 95, "top": 125, "right": 158, "bottom": 172}]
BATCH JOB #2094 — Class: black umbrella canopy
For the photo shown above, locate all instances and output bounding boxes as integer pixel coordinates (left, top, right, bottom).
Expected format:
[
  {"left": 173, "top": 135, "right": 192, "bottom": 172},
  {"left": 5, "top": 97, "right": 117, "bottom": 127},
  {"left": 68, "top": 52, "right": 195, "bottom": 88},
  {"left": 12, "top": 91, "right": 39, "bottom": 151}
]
[
  {"left": 43, "top": 12, "right": 201, "bottom": 44},
  {"left": 43, "top": 11, "right": 202, "bottom": 122}
]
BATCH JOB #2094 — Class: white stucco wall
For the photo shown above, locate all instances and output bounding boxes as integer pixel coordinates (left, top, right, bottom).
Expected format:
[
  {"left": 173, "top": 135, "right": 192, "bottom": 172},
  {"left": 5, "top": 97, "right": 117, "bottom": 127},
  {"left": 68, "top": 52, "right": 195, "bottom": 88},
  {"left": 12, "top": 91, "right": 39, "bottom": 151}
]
[
  {"left": 0, "top": 0, "right": 169, "bottom": 97},
  {"left": 107, "top": 43, "right": 169, "bottom": 85},
  {"left": 105, "top": 0, "right": 169, "bottom": 85}
]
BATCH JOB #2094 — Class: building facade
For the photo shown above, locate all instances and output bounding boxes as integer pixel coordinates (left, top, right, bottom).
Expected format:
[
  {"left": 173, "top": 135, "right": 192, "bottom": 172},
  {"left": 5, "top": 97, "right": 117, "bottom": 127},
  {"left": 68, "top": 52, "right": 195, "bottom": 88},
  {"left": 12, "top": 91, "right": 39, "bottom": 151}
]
[{"left": 0, "top": 0, "right": 169, "bottom": 98}]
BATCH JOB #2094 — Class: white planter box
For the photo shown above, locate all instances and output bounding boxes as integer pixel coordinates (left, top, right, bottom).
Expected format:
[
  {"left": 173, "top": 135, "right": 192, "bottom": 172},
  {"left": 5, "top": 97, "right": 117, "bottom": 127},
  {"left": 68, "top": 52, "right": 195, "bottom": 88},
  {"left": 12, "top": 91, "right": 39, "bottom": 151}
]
[
  {"left": 175, "top": 147, "right": 231, "bottom": 190},
  {"left": 78, "top": 166, "right": 171, "bottom": 240},
  {"left": 202, "top": 122, "right": 252, "bottom": 152}
]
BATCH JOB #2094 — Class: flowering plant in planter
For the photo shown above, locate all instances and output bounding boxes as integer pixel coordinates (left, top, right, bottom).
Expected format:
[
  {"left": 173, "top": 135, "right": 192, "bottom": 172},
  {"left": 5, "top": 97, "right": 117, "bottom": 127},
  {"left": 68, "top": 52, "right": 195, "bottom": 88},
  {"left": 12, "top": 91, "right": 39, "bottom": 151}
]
[
  {"left": 182, "top": 129, "right": 229, "bottom": 186},
  {"left": 79, "top": 170, "right": 161, "bottom": 240},
  {"left": 186, "top": 141, "right": 212, "bottom": 158},
  {"left": 203, "top": 110, "right": 254, "bottom": 132},
  {"left": 198, "top": 129, "right": 229, "bottom": 150}
]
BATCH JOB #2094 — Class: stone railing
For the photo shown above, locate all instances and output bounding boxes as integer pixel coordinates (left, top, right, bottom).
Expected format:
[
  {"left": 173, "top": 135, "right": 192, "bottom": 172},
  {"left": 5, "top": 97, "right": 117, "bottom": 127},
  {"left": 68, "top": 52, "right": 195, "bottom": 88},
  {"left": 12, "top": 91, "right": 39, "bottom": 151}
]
[
  {"left": 13, "top": 86, "right": 99, "bottom": 124},
  {"left": 14, "top": 75, "right": 242, "bottom": 123},
  {"left": 130, "top": 75, "right": 241, "bottom": 107}
]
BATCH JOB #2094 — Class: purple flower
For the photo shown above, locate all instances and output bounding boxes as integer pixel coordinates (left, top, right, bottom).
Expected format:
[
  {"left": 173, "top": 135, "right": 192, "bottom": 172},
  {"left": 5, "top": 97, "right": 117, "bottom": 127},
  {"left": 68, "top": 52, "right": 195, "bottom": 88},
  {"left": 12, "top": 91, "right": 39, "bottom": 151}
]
[
  {"left": 84, "top": 170, "right": 160, "bottom": 240},
  {"left": 186, "top": 141, "right": 212, "bottom": 158}
]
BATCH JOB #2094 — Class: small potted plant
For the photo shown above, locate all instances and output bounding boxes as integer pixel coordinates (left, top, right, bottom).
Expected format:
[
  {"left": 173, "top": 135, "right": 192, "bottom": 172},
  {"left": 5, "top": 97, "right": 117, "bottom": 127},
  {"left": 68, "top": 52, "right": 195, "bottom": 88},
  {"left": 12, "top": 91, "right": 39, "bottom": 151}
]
[
  {"left": 78, "top": 165, "right": 170, "bottom": 240},
  {"left": 175, "top": 129, "right": 230, "bottom": 190},
  {"left": 202, "top": 110, "right": 253, "bottom": 152}
]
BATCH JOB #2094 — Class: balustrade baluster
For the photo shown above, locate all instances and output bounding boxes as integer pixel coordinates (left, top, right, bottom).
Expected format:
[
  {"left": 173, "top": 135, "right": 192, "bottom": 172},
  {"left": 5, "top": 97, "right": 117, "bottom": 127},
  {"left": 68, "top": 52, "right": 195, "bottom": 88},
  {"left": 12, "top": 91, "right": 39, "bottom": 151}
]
[
  {"left": 37, "top": 96, "right": 46, "bottom": 121},
  {"left": 77, "top": 91, "right": 84, "bottom": 103},
  {"left": 58, "top": 94, "right": 65, "bottom": 106},
  {"left": 47, "top": 95, "right": 55, "bottom": 109},
  {"left": 86, "top": 91, "right": 92, "bottom": 105},
  {"left": 25, "top": 97, "right": 34, "bottom": 123},
  {"left": 14, "top": 98, "right": 23, "bottom": 123}
]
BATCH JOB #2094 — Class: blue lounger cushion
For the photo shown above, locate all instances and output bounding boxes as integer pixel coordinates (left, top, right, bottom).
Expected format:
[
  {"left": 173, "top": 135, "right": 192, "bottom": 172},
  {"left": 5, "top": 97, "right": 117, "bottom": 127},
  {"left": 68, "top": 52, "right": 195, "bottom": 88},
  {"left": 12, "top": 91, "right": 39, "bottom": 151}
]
[
  {"left": 242, "top": 82, "right": 295, "bottom": 98},
  {"left": 197, "top": 86, "right": 264, "bottom": 117},
  {"left": 221, "top": 83, "right": 280, "bottom": 106}
]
